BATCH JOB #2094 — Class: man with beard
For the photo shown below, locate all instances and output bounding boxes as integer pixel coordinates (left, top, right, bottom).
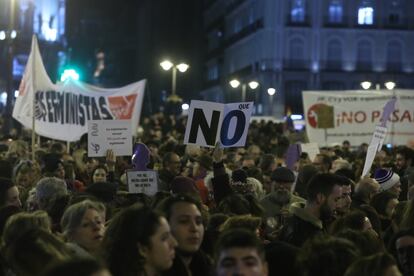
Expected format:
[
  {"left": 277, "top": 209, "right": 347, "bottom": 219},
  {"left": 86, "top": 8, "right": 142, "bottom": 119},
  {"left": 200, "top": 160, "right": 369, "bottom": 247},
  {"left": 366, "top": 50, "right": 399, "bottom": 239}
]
[
  {"left": 278, "top": 173, "right": 343, "bottom": 247},
  {"left": 158, "top": 152, "right": 182, "bottom": 192},
  {"left": 395, "top": 147, "right": 414, "bottom": 201},
  {"left": 260, "top": 167, "right": 305, "bottom": 229},
  {"left": 335, "top": 175, "right": 353, "bottom": 217}
]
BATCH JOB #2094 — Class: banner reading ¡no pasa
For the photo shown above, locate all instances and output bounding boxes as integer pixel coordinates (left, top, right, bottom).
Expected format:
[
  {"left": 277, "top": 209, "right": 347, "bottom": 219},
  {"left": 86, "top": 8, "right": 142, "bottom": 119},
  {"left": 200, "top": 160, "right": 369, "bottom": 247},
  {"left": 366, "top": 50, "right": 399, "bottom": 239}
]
[
  {"left": 12, "top": 36, "right": 145, "bottom": 142},
  {"left": 302, "top": 90, "right": 414, "bottom": 146}
]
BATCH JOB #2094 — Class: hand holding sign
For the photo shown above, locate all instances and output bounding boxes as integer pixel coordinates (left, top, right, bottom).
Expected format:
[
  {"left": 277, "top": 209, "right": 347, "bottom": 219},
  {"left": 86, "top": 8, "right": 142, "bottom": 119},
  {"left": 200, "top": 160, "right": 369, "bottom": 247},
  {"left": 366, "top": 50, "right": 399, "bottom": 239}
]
[{"left": 212, "top": 142, "right": 224, "bottom": 163}]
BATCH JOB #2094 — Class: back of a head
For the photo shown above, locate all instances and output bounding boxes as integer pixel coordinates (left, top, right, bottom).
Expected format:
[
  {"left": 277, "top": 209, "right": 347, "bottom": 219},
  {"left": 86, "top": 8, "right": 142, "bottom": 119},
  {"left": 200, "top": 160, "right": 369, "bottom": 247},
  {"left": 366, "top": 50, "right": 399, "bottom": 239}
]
[
  {"left": 3, "top": 210, "right": 51, "bottom": 248},
  {"left": 299, "top": 235, "right": 359, "bottom": 276},
  {"left": 306, "top": 173, "right": 343, "bottom": 202},
  {"left": 219, "top": 215, "right": 261, "bottom": 233},
  {"left": 102, "top": 205, "right": 161, "bottom": 276},
  {"left": 0, "top": 177, "right": 15, "bottom": 207},
  {"left": 36, "top": 177, "right": 68, "bottom": 209},
  {"left": 4, "top": 228, "right": 72, "bottom": 276},
  {"left": 265, "top": 241, "right": 301, "bottom": 276},
  {"left": 336, "top": 229, "right": 384, "bottom": 257},
  {"left": 344, "top": 253, "right": 397, "bottom": 276},
  {"left": 215, "top": 228, "right": 265, "bottom": 262},
  {"left": 41, "top": 258, "right": 108, "bottom": 276},
  {"left": 370, "top": 191, "right": 397, "bottom": 217}
]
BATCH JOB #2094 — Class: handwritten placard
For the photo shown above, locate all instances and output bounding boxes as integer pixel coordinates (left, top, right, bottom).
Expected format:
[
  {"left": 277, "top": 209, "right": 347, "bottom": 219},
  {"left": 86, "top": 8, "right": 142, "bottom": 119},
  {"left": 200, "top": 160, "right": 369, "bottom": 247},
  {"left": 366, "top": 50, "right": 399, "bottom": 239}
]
[
  {"left": 126, "top": 170, "right": 158, "bottom": 195},
  {"left": 88, "top": 120, "right": 132, "bottom": 157}
]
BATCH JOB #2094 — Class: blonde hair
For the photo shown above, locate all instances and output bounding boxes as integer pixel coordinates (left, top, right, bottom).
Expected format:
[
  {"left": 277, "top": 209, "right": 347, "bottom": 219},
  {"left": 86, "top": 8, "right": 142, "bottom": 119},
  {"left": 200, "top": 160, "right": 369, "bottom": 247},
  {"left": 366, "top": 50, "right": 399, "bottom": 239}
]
[{"left": 2, "top": 211, "right": 51, "bottom": 247}]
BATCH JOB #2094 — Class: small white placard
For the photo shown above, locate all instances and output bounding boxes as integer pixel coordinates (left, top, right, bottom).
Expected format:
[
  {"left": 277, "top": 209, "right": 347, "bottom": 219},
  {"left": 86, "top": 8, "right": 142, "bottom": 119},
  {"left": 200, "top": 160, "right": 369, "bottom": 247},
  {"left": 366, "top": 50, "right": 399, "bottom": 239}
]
[
  {"left": 88, "top": 120, "right": 132, "bottom": 157},
  {"left": 371, "top": 125, "right": 387, "bottom": 152},
  {"left": 300, "top": 143, "right": 320, "bottom": 162},
  {"left": 362, "top": 143, "right": 379, "bottom": 177},
  {"left": 126, "top": 170, "right": 158, "bottom": 195}
]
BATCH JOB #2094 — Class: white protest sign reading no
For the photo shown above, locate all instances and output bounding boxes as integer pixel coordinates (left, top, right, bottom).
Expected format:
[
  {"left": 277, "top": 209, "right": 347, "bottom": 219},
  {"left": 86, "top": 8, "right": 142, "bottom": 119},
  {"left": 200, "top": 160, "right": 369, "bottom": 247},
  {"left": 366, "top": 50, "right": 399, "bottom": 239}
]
[
  {"left": 126, "top": 170, "right": 158, "bottom": 195},
  {"left": 88, "top": 120, "right": 132, "bottom": 157},
  {"left": 184, "top": 100, "right": 254, "bottom": 148}
]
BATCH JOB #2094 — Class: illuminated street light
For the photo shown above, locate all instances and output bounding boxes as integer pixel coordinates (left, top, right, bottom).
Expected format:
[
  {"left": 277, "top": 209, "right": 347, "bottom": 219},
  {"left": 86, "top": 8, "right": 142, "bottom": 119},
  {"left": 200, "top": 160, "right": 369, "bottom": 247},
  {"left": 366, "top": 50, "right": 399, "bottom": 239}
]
[
  {"left": 360, "top": 81, "right": 372, "bottom": 90},
  {"left": 181, "top": 103, "right": 189, "bottom": 111},
  {"left": 0, "top": 31, "right": 5, "bottom": 40},
  {"left": 160, "top": 60, "right": 189, "bottom": 102},
  {"left": 229, "top": 79, "right": 241, "bottom": 88},
  {"left": 361, "top": 81, "right": 397, "bottom": 90},
  {"left": 176, "top": 63, "right": 189, "bottom": 73},
  {"left": 384, "top": 81, "right": 396, "bottom": 90},
  {"left": 160, "top": 60, "right": 173, "bottom": 71},
  {"left": 248, "top": 81, "right": 259, "bottom": 90},
  {"left": 267, "top": 88, "right": 276, "bottom": 96},
  {"left": 229, "top": 79, "right": 259, "bottom": 102}
]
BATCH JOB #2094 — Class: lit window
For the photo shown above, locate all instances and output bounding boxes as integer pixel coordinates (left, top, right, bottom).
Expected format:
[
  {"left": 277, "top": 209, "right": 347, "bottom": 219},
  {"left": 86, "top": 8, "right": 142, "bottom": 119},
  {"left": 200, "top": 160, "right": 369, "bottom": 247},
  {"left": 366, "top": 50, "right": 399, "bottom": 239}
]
[
  {"left": 291, "top": 0, "right": 306, "bottom": 23},
  {"left": 358, "top": 7, "right": 374, "bottom": 25},
  {"left": 329, "top": 1, "right": 343, "bottom": 23}
]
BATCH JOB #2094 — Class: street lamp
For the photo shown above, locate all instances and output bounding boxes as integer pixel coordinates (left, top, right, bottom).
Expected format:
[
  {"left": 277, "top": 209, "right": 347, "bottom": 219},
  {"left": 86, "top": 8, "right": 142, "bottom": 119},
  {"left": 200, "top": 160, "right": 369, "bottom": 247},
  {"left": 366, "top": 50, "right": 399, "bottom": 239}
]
[
  {"left": 360, "top": 81, "right": 396, "bottom": 90},
  {"left": 267, "top": 88, "right": 276, "bottom": 115},
  {"left": 160, "top": 60, "right": 189, "bottom": 102},
  {"left": 384, "top": 81, "right": 396, "bottom": 90},
  {"left": 229, "top": 79, "right": 259, "bottom": 102}
]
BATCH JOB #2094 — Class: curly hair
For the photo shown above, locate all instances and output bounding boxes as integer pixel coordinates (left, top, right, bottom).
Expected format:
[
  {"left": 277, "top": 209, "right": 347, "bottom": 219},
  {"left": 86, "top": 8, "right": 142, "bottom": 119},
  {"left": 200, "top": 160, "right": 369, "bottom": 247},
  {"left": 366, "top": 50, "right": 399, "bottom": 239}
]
[{"left": 101, "top": 205, "right": 162, "bottom": 276}]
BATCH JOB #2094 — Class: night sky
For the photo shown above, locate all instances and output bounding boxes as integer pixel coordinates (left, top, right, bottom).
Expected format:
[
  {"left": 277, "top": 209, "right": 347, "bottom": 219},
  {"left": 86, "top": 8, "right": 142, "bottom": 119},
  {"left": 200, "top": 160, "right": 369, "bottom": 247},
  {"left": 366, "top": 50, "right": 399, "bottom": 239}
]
[{"left": 66, "top": 0, "right": 204, "bottom": 113}]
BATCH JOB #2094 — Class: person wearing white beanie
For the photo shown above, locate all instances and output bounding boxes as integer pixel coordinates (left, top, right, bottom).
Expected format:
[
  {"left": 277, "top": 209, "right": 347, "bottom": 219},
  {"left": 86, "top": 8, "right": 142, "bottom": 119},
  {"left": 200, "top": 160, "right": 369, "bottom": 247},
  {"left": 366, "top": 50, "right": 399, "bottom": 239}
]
[{"left": 374, "top": 169, "right": 401, "bottom": 198}]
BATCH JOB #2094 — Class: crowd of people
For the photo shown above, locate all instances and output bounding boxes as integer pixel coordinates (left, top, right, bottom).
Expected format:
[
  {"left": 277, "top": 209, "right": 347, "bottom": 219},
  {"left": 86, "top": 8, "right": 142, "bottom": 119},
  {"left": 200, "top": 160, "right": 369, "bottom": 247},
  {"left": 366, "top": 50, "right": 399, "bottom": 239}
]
[{"left": 0, "top": 113, "right": 413, "bottom": 276}]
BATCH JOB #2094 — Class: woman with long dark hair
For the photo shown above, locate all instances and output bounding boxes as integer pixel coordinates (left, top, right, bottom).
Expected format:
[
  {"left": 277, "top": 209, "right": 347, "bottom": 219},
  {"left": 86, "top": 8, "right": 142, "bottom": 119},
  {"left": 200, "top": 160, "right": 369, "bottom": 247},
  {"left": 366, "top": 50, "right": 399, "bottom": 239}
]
[{"left": 101, "top": 205, "right": 177, "bottom": 276}]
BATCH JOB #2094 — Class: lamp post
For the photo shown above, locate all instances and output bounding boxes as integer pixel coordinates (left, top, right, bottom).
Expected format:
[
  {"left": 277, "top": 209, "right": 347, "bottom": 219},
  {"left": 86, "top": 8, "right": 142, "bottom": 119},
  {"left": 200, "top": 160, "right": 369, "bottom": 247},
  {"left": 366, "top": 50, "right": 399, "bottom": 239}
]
[
  {"left": 267, "top": 88, "right": 276, "bottom": 115},
  {"left": 160, "top": 60, "right": 189, "bottom": 102},
  {"left": 360, "top": 81, "right": 396, "bottom": 90},
  {"left": 229, "top": 79, "right": 259, "bottom": 102}
]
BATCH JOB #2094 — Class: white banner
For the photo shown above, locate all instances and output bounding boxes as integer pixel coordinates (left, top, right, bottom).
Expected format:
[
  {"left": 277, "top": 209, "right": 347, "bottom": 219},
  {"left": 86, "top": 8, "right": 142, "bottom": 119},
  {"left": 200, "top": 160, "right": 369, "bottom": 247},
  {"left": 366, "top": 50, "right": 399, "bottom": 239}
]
[
  {"left": 88, "top": 120, "right": 132, "bottom": 157},
  {"left": 183, "top": 100, "right": 254, "bottom": 148},
  {"left": 302, "top": 90, "right": 414, "bottom": 146},
  {"left": 12, "top": 36, "right": 145, "bottom": 142}
]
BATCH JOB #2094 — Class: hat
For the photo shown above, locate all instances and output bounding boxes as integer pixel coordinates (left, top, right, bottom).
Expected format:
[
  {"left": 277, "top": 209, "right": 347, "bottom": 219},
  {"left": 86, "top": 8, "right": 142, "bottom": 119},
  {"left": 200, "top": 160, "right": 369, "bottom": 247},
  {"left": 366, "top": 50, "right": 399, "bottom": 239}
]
[
  {"left": 170, "top": 176, "right": 198, "bottom": 194},
  {"left": 271, "top": 167, "right": 295, "bottom": 183},
  {"left": 374, "top": 169, "right": 400, "bottom": 192}
]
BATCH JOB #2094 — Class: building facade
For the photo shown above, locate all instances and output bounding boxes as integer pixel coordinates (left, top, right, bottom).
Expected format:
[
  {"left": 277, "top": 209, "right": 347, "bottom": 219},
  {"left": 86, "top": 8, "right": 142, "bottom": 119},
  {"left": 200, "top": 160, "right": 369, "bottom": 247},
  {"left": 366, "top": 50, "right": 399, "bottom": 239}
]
[
  {"left": 0, "top": 0, "right": 66, "bottom": 107},
  {"left": 201, "top": 0, "right": 414, "bottom": 118}
]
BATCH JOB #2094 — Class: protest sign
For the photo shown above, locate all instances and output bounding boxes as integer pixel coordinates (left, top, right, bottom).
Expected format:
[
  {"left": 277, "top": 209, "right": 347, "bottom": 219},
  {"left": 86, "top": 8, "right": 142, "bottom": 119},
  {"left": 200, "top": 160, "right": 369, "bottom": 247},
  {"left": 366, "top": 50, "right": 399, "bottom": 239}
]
[
  {"left": 362, "top": 143, "right": 379, "bottom": 177},
  {"left": 126, "top": 170, "right": 158, "bottom": 195},
  {"left": 184, "top": 100, "right": 254, "bottom": 148},
  {"left": 88, "top": 120, "right": 132, "bottom": 157},
  {"left": 303, "top": 90, "right": 414, "bottom": 146},
  {"left": 13, "top": 36, "right": 145, "bottom": 142}
]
